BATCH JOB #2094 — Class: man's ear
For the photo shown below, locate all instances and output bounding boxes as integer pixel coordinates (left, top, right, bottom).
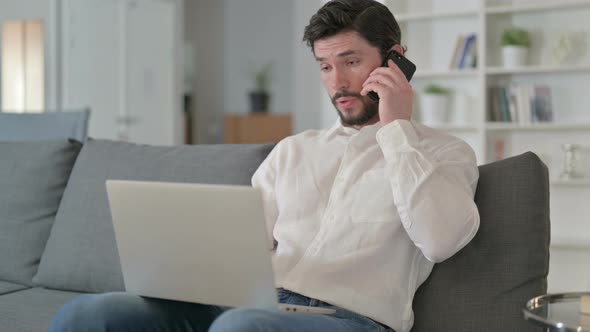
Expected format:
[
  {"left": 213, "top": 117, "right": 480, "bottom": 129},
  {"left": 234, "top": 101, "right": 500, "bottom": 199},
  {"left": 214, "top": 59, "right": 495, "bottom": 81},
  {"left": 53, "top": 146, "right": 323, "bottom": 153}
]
[{"left": 389, "top": 44, "right": 405, "bottom": 56}]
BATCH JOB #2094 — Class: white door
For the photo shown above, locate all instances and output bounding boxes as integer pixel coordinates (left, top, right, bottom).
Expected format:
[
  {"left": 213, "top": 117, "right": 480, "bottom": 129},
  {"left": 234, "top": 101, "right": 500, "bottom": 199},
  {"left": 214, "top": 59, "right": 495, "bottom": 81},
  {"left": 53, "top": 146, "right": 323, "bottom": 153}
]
[
  {"left": 125, "top": 0, "right": 178, "bottom": 144},
  {"left": 60, "top": 0, "right": 182, "bottom": 145}
]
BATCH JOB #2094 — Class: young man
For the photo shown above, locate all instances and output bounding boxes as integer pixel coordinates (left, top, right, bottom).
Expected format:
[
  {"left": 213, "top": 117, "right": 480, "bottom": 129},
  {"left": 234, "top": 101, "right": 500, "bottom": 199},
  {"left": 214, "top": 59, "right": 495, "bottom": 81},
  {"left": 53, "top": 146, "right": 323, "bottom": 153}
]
[{"left": 50, "top": 1, "right": 479, "bottom": 331}]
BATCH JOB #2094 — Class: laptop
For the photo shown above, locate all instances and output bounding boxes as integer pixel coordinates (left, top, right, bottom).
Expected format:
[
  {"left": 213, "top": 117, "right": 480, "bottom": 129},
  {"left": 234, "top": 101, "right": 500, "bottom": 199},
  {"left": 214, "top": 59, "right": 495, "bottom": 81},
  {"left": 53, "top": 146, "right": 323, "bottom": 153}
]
[{"left": 105, "top": 180, "right": 335, "bottom": 315}]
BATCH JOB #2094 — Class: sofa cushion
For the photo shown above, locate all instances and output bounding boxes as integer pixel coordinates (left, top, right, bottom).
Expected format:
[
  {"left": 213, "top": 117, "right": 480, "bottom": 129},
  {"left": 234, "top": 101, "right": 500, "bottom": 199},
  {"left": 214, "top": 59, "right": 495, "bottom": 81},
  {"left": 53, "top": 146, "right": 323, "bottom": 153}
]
[
  {"left": 0, "top": 140, "right": 81, "bottom": 286},
  {"left": 34, "top": 139, "right": 275, "bottom": 293},
  {"left": 411, "top": 152, "right": 550, "bottom": 332},
  {"left": 0, "top": 281, "right": 28, "bottom": 295},
  {"left": 0, "top": 287, "right": 82, "bottom": 332}
]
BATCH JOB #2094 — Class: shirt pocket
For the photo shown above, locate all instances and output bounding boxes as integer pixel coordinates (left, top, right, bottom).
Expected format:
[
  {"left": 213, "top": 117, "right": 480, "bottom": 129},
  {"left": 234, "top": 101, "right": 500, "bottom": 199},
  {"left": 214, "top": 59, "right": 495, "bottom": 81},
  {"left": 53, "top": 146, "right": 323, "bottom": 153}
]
[
  {"left": 350, "top": 169, "right": 397, "bottom": 223},
  {"left": 278, "top": 167, "right": 322, "bottom": 220}
]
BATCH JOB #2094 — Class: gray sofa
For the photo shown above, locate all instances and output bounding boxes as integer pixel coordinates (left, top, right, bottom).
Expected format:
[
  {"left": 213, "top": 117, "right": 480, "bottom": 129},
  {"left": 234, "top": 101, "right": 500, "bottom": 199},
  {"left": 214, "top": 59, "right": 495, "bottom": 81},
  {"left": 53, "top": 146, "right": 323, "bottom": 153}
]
[
  {"left": 0, "top": 110, "right": 90, "bottom": 143},
  {"left": 0, "top": 138, "right": 549, "bottom": 332}
]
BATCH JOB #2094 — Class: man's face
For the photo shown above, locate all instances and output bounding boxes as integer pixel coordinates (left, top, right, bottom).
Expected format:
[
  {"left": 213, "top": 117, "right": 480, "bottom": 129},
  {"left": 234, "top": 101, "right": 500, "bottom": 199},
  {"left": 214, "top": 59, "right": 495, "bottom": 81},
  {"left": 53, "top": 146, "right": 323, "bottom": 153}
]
[{"left": 314, "top": 31, "right": 382, "bottom": 127}]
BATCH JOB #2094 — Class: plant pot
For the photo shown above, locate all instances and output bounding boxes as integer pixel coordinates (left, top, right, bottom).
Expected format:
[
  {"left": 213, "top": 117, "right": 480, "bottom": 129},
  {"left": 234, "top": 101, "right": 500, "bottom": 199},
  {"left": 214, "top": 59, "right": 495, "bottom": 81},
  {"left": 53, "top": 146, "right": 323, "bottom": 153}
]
[
  {"left": 502, "top": 46, "right": 528, "bottom": 68},
  {"left": 249, "top": 92, "right": 270, "bottom": 113},
  {"left": 419, "top": 93, "right": 449, "bottom": 126}
]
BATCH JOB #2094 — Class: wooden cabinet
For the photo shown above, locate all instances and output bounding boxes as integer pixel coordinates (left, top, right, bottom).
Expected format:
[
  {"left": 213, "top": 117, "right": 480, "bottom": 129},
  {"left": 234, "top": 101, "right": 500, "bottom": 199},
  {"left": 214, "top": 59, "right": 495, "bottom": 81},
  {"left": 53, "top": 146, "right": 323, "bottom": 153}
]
[{"left": 224, "top": 113, "right": 292, "bottom": 144}]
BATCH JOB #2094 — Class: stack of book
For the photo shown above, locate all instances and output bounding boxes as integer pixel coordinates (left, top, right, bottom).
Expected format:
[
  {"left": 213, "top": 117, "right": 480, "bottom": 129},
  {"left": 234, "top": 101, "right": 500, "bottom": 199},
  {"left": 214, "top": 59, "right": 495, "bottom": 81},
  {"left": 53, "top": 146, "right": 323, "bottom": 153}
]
[
  {"left": 449, "top": 33, "right": 477, "bottom": 69},
  {"left": 488, "top": 84, "right": 553, "bottom": 124}
]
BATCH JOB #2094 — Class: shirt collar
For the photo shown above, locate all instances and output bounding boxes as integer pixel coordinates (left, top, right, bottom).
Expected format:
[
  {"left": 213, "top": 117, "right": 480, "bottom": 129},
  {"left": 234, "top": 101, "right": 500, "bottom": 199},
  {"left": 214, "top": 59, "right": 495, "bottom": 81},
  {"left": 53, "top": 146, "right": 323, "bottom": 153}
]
[{"left": 326, "top": 119, "right": 383, "bottom": 138}]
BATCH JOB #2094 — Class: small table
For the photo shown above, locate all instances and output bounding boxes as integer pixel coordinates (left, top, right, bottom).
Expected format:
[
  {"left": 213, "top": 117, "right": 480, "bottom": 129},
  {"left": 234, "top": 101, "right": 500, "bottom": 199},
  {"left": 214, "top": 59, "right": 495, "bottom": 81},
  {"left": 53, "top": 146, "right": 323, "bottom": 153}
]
[{"left": 523, "top": 292, "right": 590, "bottom": 331}]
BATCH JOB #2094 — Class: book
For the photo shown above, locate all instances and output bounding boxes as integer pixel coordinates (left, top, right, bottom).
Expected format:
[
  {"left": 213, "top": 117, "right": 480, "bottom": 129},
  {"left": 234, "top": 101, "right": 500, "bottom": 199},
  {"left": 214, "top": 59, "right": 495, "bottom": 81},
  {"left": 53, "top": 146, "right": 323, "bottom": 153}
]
[
  {"left": 467, "top": 36, "right": 478, "bottom": 68},
  {"left": 458, "top": 34, "right": 477, "bottom": 69},
  {"left": 449, "top": 35, "right": 467, "bottom": 69},
  {"left": 488, "top": 84, "right": 554, "bottom": 124},
  {"left": 515, "top": 85, "right": 530, "bottom": 125},
  {"left": 499, "top": 86, "right": 511, "bottom": 122},
  {"left": 488, "top": 87, "right": 500, "bottom": 121},
  {"left": 507, "top": 86, "right": 518, "bottom": 123},
  {"left": 532, "top": 85, "right": 553, "bottom": 122}
]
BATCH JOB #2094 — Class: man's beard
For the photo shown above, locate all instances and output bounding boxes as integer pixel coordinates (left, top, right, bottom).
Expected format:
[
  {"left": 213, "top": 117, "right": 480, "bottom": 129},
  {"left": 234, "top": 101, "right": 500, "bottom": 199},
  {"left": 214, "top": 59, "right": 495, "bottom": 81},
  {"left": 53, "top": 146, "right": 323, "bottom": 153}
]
[{"left": 331, "top": 91, "right": 378, "bottom": 126}]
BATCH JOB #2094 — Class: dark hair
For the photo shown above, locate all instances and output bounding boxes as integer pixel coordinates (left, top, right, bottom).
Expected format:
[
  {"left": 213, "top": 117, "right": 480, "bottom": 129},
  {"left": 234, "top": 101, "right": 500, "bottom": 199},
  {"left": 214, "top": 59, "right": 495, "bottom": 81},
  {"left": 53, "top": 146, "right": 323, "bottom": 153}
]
[{"left": 303, "top": 0, "right": 405, "bottom": 59}]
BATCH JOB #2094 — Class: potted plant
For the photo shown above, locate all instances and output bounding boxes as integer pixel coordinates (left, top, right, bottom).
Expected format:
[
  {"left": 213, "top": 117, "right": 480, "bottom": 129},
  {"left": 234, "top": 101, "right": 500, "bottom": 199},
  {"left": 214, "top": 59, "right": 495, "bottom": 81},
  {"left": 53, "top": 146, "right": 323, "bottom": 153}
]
[
  {"left": 419, "top": 84, "right": 451, "bottom": 126},
  {"left": 249, "top": 63, "right": 272, "bottom": 113},
  {"left": 500, "top": 27, "right": 530, "bottom": 68}
]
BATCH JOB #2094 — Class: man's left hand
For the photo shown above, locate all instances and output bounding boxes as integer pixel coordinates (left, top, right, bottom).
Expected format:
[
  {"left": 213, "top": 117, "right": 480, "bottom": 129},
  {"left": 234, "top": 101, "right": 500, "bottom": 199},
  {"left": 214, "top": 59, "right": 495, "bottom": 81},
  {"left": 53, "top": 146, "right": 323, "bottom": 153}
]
[{"left": 360, "top": 59, "right": 414, "bottom": 126}]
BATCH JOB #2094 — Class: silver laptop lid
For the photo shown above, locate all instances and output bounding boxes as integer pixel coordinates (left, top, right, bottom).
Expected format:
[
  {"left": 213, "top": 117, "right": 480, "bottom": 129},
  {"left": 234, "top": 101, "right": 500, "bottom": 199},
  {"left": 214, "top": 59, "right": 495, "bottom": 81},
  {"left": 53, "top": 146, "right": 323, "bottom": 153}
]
[{"left": 106, "top": 180, "right": 277, "bottom": 310}]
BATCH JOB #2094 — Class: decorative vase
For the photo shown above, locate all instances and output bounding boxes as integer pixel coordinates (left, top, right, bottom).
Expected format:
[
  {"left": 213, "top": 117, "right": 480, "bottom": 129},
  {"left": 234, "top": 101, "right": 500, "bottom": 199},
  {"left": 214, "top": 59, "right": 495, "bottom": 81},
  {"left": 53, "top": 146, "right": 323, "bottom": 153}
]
[
  {"left": 249, "top": 92, "right": 270, "bottom": 113},
  {"left": 560, "top": 143, "right": 582, "bottom": 180},
  {"left": 419, "top": 94, "right": 449, "bottom": 126},
  {"left": 502, "top": 46, "right": 528, "bottom": 68}
]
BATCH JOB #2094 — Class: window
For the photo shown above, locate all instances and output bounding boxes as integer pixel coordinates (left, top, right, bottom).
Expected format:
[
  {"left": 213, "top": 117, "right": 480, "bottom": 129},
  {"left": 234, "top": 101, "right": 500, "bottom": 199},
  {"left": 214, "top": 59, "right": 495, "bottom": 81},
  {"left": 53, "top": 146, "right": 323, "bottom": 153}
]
[{"left": 1, "top": 20, "right": 45, "bottom": 113}]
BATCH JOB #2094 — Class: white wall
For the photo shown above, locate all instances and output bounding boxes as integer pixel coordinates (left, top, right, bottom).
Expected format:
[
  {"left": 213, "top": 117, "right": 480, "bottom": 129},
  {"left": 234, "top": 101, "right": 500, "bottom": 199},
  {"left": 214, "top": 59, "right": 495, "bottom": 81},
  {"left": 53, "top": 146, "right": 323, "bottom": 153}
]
[
  {"left": 185, "top": 0, "right": 226, "bottom": 143},
  {"left": 223, "top": 0, "right": 293, "bottom": 116},
  {"left": 292, "top": 0, "right": 332, "bottom": 132},
  {"left": 223, "top": 0, "right": 335, "bottom": 133},
  {"left": 185, "top": 0, "right": 329, "bottom": 142},
  {"left": 2, "top": 0, "right": 330, "bottom": 141}
]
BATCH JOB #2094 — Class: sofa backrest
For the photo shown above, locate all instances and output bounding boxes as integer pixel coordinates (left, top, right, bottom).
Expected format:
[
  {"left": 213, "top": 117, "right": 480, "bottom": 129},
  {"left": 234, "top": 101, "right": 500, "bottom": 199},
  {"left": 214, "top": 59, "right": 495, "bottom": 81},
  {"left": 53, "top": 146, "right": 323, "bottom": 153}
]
[
  {"left": 0, "top": 110, "right": 90, "bottom": 143},
  {"left": 33, "top": 139, "right": 275, "bottom": 293},
  {"left": 411, "top": 152, "right": 550, "bottom": 332}
]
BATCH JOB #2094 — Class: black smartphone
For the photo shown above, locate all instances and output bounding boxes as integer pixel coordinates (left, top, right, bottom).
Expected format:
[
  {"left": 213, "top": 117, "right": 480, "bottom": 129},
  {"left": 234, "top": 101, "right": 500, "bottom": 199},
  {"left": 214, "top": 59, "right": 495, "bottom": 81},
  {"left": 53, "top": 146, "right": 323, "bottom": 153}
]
[{"left": 368, "top": 50, "right": 416, "bottom": 103}]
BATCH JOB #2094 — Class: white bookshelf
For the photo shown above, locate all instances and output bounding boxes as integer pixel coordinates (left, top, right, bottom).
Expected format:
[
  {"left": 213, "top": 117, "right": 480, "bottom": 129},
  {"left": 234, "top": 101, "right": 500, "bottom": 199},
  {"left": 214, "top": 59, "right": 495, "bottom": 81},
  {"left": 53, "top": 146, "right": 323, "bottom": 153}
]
[
  {"left": 413, "top": 69, "right": 478, "bottom": 79},
  {"left": 389, "top": 0, "right": 590, "bottom": 161},
  {"left": 550, "top": 236, "right": 590, "bottom": 250},
  {"left": 486, "top": 123, "right": 590, "bottom": 131},
  {"left": 485, "top": 0, "right": 590, "bottom": 15},
  {"left": 387, "top": 0, "right": 590, "bottom": 292},
  {"left": 486, "top": 64, "right": 590, "bottom": 75},
  {"left": 430, "top": 124, "right": 479, "bottom": 132},
  {"left": 551, "top": 179, "right": 590, "bottom": 187},
  {"left": 396, "top": 9, "right": 478, "bottom": 22}
]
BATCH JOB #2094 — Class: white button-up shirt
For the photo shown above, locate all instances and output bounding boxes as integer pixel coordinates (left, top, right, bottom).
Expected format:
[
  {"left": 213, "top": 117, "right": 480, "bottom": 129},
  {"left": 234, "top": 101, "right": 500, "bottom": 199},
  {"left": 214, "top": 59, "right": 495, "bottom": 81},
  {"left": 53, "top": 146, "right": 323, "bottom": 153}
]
[{"left": 252, "top": 119, "right": 480, "bottom": 332}]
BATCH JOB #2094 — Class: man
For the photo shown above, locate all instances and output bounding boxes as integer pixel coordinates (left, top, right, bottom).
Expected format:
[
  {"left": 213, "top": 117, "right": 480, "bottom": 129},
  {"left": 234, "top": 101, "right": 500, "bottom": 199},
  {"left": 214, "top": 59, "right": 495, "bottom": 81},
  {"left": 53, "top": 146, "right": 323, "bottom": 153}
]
[{"left": 50, "top": 1, "right": 479, "bottom": 331}]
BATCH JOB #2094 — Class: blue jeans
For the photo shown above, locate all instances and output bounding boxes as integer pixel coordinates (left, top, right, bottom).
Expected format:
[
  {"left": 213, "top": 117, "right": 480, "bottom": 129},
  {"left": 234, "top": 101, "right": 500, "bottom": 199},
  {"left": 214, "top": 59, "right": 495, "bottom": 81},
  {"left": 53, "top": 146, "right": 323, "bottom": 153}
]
[{"left": 49, "top": 288, "right": 394, "bottom": 332}]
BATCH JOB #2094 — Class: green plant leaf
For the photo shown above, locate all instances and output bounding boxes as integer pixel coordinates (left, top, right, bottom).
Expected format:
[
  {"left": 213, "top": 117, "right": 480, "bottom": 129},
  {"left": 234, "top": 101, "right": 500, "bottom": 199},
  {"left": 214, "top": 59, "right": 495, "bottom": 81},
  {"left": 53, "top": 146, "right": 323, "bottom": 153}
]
[
  {"left": 424, "top": 84, "right": 451, "bottom": 95},
  {"left": 254, "top": 62, "right": 273, "bottom": 92},
  {"left": 501, "top": 28, "right": 530, "bottom": 47}
]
